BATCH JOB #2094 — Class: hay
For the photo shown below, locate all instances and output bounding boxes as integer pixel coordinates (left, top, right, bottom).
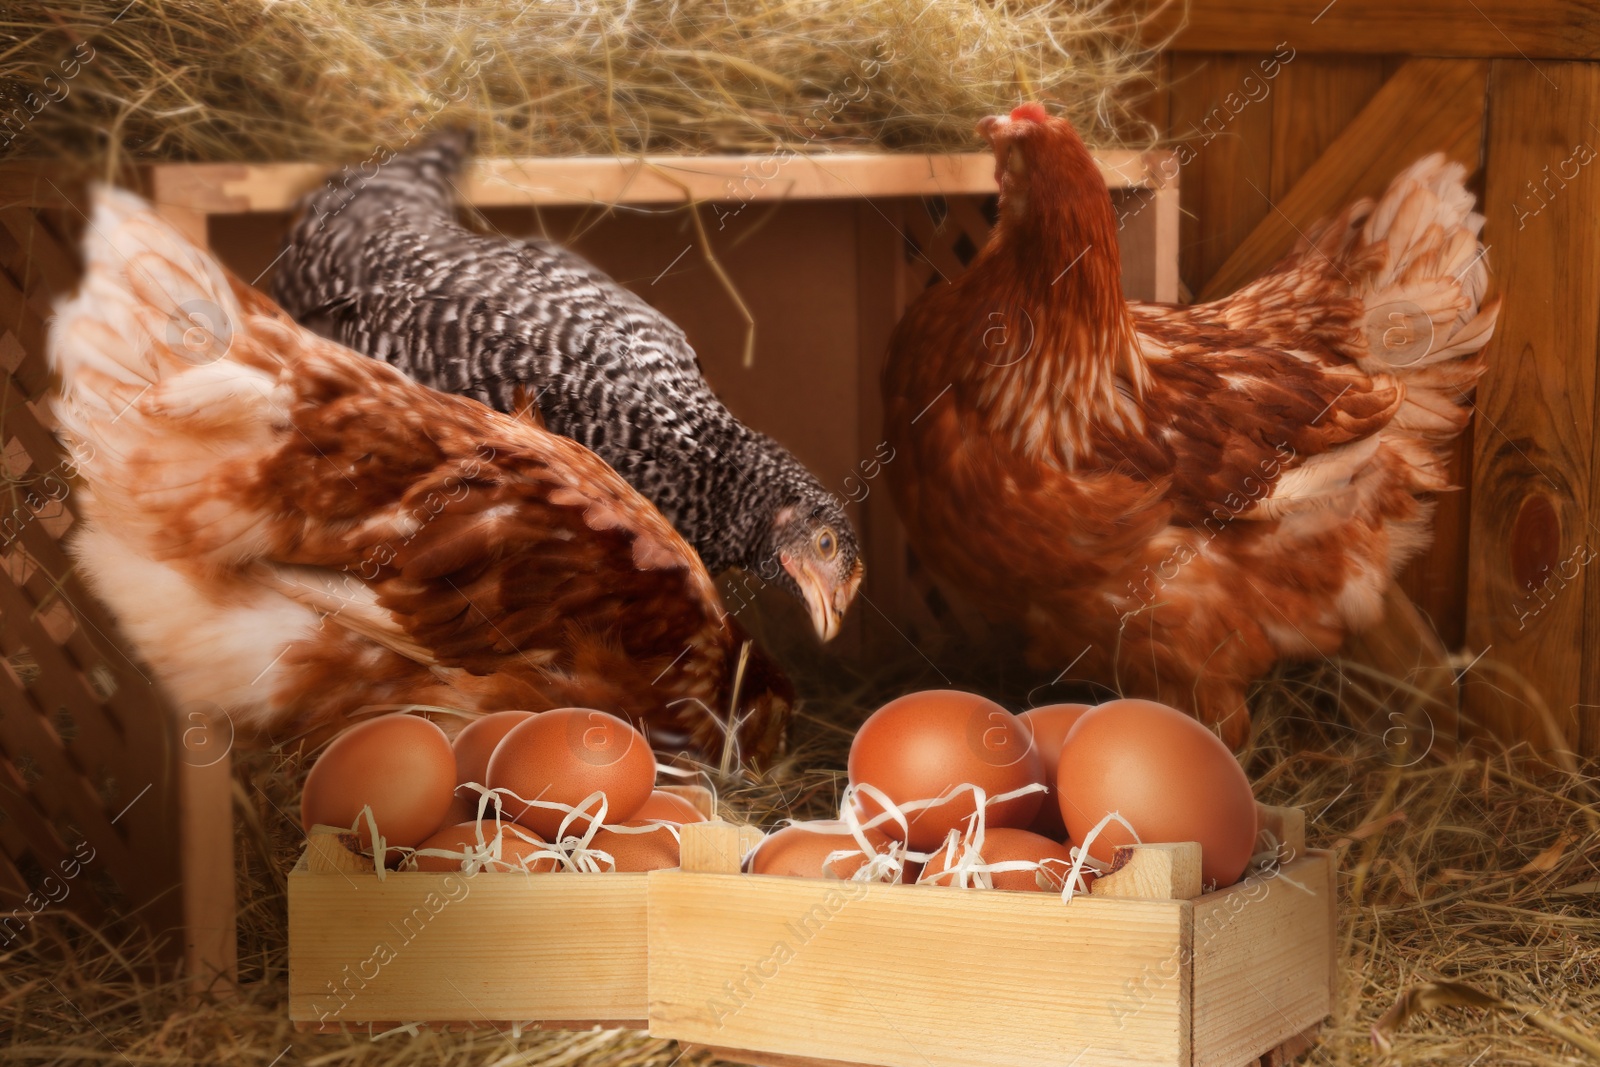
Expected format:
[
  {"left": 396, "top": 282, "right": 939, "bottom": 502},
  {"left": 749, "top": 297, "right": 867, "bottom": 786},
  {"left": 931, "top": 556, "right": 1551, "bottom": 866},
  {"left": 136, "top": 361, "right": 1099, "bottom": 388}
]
[
  {"left": 4, "top": 645, "right": 1599, "bottom": 1067},
  {"left": 0, "top": 0, "right": 1160, "bottom": 168}
]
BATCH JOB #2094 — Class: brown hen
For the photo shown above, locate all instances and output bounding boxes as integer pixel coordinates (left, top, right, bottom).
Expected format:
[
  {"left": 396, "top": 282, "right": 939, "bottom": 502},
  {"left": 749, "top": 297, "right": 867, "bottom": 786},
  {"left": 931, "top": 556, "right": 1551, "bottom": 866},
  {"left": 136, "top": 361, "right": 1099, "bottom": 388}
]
[
  {"left": 49, "top": 187, "right": 789, "bottom": 761},
  {"left": 883, "top": 104, "right": 1497, "bottom": 747}
]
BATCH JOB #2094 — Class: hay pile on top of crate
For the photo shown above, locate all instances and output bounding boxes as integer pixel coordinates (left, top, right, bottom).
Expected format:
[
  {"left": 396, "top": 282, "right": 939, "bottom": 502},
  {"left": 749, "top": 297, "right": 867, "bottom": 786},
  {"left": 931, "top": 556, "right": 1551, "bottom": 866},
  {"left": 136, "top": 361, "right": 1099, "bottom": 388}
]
[{"left": 0, "top": 0, "right": 1158, "bottom": 166}]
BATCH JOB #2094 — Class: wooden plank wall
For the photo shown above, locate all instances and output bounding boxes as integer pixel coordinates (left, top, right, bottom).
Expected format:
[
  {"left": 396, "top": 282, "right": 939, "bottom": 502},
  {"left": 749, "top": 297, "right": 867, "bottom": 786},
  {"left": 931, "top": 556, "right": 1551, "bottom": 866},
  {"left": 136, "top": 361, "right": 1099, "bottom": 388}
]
[{"left": 1140, "top": 3, "right": 1600, "bottom": 755}]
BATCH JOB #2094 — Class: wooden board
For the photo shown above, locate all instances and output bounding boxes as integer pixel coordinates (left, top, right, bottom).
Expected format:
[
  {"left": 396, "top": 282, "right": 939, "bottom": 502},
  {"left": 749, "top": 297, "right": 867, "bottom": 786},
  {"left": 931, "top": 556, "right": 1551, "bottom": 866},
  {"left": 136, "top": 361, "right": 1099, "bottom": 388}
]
[
  {"left": 1467, "top": 60, "right": 1600, "bottom": 756},
  {"left": 1167, "top": 54, "right": 1278, "bottom": 298},
  {"left": 1267, "top": 57, "right": 1389, "bottom": 202},
  {"left": 1198, "top": 58, "right": 1488, "bottom": 303},
  {"left": 647, "top": 872, "right": 1193, "bottom": 1067},
  {"left": 145, "top": 151, "right": 1165, "bottom": 217},
  {"left": 1144, "top": 0, "right": 1600, "bottom": 60},
  {"left": 288, "top": 832, "right": 650, "bottom": 1026},
  {"left": 1190, "top": 853, "right": 1336, "bottom": 1067}
]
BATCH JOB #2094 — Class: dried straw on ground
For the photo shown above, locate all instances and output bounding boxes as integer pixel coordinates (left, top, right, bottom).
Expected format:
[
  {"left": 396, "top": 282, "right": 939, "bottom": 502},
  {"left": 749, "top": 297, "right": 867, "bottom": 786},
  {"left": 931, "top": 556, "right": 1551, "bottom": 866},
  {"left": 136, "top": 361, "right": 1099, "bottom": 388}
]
[
  {"left": 3, "top": 649, "right": 1598, "bottom": 1067},
  {"left": 0, "top": 0, "right": 1159, "bottom": 168}
]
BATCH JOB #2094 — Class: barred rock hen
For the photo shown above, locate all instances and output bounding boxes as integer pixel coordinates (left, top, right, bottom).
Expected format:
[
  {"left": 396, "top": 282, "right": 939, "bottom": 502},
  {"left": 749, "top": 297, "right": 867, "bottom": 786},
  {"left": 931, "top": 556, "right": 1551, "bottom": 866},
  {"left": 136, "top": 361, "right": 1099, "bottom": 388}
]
[
  {"left": 883, "top": 104, "right": 1498, "bottom": 747},
  {"left": 272, "top": 132, "right": 862, "bottom": 641},
  {"left": 49, "top": 187, "right": 791, "bottom": 761}
]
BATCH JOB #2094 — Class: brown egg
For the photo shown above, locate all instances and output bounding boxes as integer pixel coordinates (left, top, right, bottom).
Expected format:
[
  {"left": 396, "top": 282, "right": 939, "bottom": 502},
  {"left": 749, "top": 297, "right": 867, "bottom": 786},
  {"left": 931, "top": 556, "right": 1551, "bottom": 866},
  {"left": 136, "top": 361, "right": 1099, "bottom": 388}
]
[
  {"left": 487, "top": 708, "right": 655, "bottom": 839},
  {"left": 585, "top": 822, "right": 681, "bottom": 872},
  {"left": 747, "top": 821, "right": 904, "bottom": 881},
  {"left": 301, "top": 714, "right": 455, "bottom": 853},
  {"left": 633, "top": 790, "right": 709, "bottom": 824},
  {"left": 410, "top": 821, "right": 558, "bottom": 872},
  {"left": 455, "top": 711, "right": 536, "bottom": 784},
  {"left": 919, "top": 827, "right": 1078, "bottom": 892},
  {"left": 1057, "top": 699, "right": 1257, "bottom": 888},
  {"left": 848, "top": 690, "right": 1045, "bottom": 851},
  {"left": 1018, "top": 703, "right": 1092, "bottom": 838},
  {"left": 441, "top": 710, "right": 536, "bottom": 823}
]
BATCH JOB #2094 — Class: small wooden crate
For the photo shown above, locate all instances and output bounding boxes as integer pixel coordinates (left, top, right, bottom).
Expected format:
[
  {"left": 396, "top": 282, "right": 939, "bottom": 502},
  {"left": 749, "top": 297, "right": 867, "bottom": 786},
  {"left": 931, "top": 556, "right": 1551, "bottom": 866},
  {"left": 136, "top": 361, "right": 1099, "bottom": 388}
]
[
  {"left": 650, "top": 808, "right": 1335, "bottom": 1067},
  {"left": 287, "top": 785, "right": 716, "bottom": 1032}
]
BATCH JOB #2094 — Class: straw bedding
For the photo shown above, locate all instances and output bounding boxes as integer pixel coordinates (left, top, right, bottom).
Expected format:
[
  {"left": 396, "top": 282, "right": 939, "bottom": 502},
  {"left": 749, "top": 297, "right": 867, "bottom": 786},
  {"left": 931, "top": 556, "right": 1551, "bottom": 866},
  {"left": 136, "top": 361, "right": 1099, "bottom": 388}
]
[
  {"left": 2, "top": 646, "right": 1598, "bottom": 1067},
  {"left": 0, "top": 0, "right": 1157, "bottom": 167}
]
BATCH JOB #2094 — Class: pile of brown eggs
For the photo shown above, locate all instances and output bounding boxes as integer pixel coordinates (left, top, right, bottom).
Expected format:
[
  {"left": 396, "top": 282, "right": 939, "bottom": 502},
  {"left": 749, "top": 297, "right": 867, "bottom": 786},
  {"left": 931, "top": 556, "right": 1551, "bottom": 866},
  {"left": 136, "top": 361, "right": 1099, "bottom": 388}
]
[
  {"left": 750, "top": 691, "right": 1258, "bottom": 893},
  {"left": 299, "top": 708, "right": 705, "bottom": 873}
]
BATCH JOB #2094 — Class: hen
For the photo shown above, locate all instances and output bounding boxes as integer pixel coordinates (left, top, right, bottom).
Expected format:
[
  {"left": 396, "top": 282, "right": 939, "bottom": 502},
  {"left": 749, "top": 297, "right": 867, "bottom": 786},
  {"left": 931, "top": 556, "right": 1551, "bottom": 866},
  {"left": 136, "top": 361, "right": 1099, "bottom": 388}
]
[
  {"left": 49, "top": 187, "right": 791, "bottom": 761},
  {"left": 883, "top": 104, "right": 1497, "bottom": 747},
  {"left": 272, "top": 132, "right": 863, "bottom": 641}
]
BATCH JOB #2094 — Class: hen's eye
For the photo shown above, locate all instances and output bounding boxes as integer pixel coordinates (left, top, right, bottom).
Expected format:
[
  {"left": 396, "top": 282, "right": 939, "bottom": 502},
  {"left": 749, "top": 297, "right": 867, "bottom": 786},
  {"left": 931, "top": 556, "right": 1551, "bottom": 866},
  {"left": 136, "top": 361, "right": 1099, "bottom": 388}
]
[{"left": 816, "top": 529, "right": 837, "bottom": 559}]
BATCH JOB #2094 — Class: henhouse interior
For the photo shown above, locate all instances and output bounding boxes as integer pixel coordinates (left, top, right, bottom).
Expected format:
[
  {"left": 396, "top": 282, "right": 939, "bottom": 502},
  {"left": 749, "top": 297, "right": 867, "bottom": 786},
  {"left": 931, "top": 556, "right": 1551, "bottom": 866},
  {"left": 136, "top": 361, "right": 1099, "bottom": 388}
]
[{"left": 1, "top": 3, "right": 1597, "bottom": 1066}]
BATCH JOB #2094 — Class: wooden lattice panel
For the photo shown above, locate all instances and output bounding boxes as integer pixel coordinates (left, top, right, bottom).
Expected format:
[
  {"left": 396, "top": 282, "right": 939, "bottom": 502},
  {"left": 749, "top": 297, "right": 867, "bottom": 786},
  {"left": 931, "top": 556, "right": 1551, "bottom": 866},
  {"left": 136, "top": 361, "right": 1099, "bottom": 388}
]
[{"left": 0, "top": 195, "right": 189, "bottom": 960}]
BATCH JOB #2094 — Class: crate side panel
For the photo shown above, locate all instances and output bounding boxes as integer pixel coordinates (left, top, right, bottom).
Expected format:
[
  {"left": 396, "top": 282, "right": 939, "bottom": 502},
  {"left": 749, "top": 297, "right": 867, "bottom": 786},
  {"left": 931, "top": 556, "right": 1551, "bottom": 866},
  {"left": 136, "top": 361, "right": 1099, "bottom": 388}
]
[
  {"left": 289, "top": 870, "right": 648, "bottom": 1024},
  {"left": 1190, "top": 854, "right": 1335, "bottom": 1067},
  {"left": 649, "top": 874, "right": 1190, "bottom": 1067}
]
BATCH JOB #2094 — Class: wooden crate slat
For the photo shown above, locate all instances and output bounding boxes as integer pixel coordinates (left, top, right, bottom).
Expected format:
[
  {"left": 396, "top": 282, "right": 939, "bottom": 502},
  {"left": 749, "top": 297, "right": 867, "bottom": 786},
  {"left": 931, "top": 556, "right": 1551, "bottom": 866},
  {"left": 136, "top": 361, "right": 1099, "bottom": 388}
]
[
  {"left": 1267, "top": 57, "right": 1391, "bottom": 201},
  {"left": 288, "top": 852, "right": 651, "bottom": 1025},
  {"left": 648, "top": 873, "right": 1192, "bottom": 1067},
  {"left": 1144, "top": 0, "right": 1600, "bottom": 60},
  {"left": 1197, "top": 58, "right": 1488, "bottom": 302},
  {"left": 146, "top": 151, "right": 1164, "bottom": 217},
  {"left": 1467, "top": 60, "right": 1600, "bottom": 755},
  {"left": 1168, "top": 53, "right": 1278, "bottom": 300},
  {"left": 1190, "top": 853, "right": 1336, "bottom": 1067}
]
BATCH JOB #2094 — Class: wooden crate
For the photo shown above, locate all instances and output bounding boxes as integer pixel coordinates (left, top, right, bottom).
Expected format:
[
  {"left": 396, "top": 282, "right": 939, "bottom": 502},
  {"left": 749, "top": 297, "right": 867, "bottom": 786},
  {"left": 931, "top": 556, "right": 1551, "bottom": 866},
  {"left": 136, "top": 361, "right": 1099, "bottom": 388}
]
[{"left": 650, "top": 809, "right": 1334, "bottom": 1067}]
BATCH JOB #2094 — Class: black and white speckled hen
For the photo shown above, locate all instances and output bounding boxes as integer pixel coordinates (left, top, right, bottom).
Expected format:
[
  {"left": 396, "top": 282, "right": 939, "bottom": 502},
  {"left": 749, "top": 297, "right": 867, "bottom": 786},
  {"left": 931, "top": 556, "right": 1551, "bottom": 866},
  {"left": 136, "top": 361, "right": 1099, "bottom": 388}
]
[{"left": 272, "top": 132, "right": 863, "bottom": 641}]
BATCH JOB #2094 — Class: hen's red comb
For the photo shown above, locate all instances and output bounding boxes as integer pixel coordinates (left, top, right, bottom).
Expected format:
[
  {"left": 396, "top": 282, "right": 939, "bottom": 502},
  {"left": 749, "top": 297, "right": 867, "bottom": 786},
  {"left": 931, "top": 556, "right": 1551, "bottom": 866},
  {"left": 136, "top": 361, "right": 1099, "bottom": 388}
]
[{"left": 1010, "top": 103, "right": 1050, "bottom": 124}]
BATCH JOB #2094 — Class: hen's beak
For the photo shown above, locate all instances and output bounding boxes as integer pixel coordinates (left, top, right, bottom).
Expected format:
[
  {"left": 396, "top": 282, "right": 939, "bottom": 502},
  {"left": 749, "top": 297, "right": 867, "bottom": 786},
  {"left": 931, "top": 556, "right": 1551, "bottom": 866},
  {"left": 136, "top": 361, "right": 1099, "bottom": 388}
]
[{"left": 784, "top": 557, "right": 863, "bottom": 643}]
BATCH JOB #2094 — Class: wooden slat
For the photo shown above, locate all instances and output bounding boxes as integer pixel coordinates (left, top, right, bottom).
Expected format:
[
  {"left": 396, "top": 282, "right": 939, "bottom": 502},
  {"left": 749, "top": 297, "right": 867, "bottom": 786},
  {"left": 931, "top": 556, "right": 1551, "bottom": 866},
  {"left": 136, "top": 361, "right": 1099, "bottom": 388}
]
[
  {"left": 1144, "top": 0, "right": 1600, "bottom": 59},
  {"left": 146, "top": 151, "right": 1163, "bottom": 217},
  {"left": 1090, "top": 842, "right": 1203, "bottom": 900},
  {"left": 1168, "top": 54, "right": 1277, "bottom": 297},
  {"left": 1467, "top": 60, "right": 1600, "bottom": 756},
  {"left": 856, "top": 200, "right": 934, "bottom": 654},
  {"left": 0, "top": 165, "right": 88, "bottom": 211},
  {"left": 288, "top": 866, "right": 650, "bottom": 1024},
  {"left": 678, "top": 821, "right": 762, "bottom": 874},
  {"left": 648, "top": 874, "right": 1192, "bottom": 1067},
  {"left": 1268, "top": 57, "right": 1390, "bottom": 200},
  {"left": 1190, "top": 853, "right": 1336, "bottom": 1067},
  {"left": 1198, "top": 58, "right": 1489, "bottom": 302},
  {"left": 0, "top": 207, "right": 80, "bottom": 298},
  {"left": 0, "top": 274, "right": 49, "bottom": 397}
]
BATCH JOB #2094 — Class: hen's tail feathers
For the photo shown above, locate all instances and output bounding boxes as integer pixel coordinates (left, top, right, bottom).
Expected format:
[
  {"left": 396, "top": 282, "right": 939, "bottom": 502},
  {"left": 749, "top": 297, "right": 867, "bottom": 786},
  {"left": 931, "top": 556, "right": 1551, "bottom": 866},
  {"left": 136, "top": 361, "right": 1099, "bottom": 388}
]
[
  {"left": 1337, "top": 155, "right": 1499, "bottom": 450},
  {"left": 296, "top": 127, "right": 470, "bottom": 233},
  {"left": 50, "top": 185, "right": 281, "bottom": 567}
]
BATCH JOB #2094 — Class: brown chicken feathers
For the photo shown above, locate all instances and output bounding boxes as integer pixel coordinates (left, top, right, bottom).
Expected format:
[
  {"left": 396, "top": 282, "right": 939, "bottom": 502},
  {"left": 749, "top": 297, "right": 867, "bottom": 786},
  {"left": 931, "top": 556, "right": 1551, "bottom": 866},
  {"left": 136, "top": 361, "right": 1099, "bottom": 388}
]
[
  {"left": 49, "top": 188, "right": 790, "bottom": 760},
  {"left": 884, "top": 104, "right": 1498, "bottom": 747}
]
